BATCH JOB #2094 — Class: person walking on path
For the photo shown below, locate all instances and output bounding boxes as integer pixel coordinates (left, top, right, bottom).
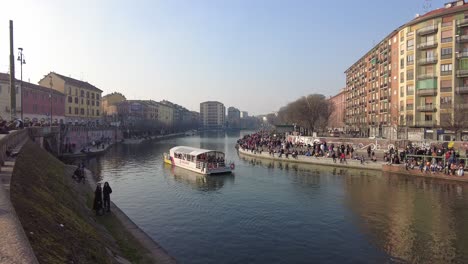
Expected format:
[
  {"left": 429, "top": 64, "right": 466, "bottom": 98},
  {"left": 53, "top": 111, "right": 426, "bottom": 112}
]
[
  {"left": 93, "top": 183, "right": 103, "bottom": 216},
  {"left": 103, "top": 182, "right": 113, "bottom": 213}
]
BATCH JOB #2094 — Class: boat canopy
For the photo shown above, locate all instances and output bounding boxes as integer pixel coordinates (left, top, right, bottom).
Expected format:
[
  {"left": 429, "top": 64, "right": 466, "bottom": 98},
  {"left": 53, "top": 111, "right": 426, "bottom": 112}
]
[{"left": 169, "top": 146, "right": 224, "bottom": 157}]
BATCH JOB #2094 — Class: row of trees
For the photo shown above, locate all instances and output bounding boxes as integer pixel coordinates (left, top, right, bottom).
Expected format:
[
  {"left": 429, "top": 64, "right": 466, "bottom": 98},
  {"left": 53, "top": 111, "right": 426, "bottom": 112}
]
[{"left": 267, "top": 94, "right": 334, "bottom": 135}]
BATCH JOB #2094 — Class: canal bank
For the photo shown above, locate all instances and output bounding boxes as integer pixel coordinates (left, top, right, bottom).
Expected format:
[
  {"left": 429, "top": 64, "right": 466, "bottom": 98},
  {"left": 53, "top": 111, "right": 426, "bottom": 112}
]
[
  {"left": 10, "top": 140, "right": 176, "bottom": 263},
  {"left": 238, "top": 147, "right": 383, "bottom": 171},
  {"left": 238, "top": 147, "right": 468, "bottom": 183}
]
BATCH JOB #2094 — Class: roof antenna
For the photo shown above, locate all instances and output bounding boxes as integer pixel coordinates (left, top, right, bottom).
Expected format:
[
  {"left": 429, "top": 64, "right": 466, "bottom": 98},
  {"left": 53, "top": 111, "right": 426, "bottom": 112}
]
[{"left": 423, "top": 0, "right": 432, "bottom": 13}]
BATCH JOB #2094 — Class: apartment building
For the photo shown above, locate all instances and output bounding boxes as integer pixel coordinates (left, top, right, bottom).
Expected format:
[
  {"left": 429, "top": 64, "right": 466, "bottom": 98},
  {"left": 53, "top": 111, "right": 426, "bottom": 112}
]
[
  {"left": 227, "top": 107, "right": 241, "bottom": 128},
  {"left": 39, "top": 72, "right": 103, "bottom": 125},
  {"left": 345, "top": 0, "right": 468, "bottom": 139},
  {"left": 200, "top": 101, "right": 225, "bottom": 130}
]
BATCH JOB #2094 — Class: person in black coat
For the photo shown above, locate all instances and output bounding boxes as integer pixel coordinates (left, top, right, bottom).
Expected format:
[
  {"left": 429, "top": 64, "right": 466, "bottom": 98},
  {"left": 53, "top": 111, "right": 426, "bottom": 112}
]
[
  {"left": 103, "top": 182, "right": 113, "bottom": 213},
  {"left": 93, "top": 184, "right": 103, "bottom": 216}
]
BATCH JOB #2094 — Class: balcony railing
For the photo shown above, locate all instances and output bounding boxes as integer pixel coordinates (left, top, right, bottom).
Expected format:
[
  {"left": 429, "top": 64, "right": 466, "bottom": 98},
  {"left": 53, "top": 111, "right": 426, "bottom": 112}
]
[
  {"left": 415, "top": 120, "right": 436, "bottom": 127},
  {"left": 417, "top": 105, "right": 436, "bottom": 112},
  {"left": 457, "top": 51, "right": 468, "bottom": 58},
  {"left": 455, "top": 103, "right": 468, "bottom": 109},
  {"left": 417, "top": 73, "right": 437, "bottom": 80},
  {"left": 457, "top": 18, "right": 468, "bottom": 27},
  {"left": 417, "top": 56, "right": 438, "bottom": 65},
  {"left": 456, "top": 86, "right": 468, "bottom": 94},
  {"left": 417, "top": 25, "right": 438, "bottom": 35},
  {"left": 457, "top": 69, "right": 468, "bottom": 77},
  {"left": 456, "top": 35, "right": 468, "bottom": 43},
  {"left": 417, "top": 40, "right": 438, "bottom": 49},
  {"left": 417, "top": 88, "right": 438, "bottom": 96}
]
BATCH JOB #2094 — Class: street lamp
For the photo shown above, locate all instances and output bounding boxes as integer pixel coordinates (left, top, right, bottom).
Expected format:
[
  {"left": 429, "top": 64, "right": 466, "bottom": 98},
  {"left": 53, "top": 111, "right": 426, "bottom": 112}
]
[
  {"left": 49, "top": 76, "right": 53, "bottom": 127},
  {"left": 17, "top": 48, "right": 25, "bottom": 121}
]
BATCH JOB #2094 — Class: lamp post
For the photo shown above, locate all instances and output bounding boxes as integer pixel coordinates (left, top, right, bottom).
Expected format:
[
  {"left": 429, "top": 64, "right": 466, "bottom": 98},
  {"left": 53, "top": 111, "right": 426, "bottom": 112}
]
[
  {"left": 49, "top": 76, "right": 53, "bottom": 127},
  {"left": 17, "top": 48, "right": 25, "bottom": 121}
]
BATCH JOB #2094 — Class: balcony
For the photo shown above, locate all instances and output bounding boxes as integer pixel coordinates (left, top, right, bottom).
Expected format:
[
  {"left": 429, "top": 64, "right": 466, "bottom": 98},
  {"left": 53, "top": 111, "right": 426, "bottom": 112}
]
[
  {"left": 417, "top": 25, "right": 438, "bottom": 35},
  {"left": 417, "top": 105, "right": 437, "bottom": 112},
  {"left": 417, "top": 88, "right": 438, "bottom": 96},
  {"left": 457, "top": 51, "right": 468, "bottom": 59},
  {"left": 456, "top": 35, "right": 468, "bottom": 43},
  {"left": 456, "top": 86, "right": 468, "bottom": 94},
  {"left": 415, "top": 120, "right": 436, "bottom": 127},
  {"left": 457, "top": 18, "right": 468, "bottom": 27},
  {"left": 457, "top": 69, "right": 468, "bottom": 77},
  {"left": 417, "top": 73, "right": 437, "bottom": 80},
  {"left": 417, "top": 40, "right": 438, "bottom": 49},
  {"left": 455, "top": 103, "right": 468, "bottom": 109},
  {"left": 417, "top": 56, "right": 438, "bottom": 65}
]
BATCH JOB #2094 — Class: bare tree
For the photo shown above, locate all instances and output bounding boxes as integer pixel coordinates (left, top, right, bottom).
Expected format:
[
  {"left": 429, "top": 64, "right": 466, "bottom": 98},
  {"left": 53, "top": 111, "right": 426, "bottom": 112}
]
[
  {"left": 281, "top": 94, "right": 333, "bottom": 134},
  {"left": 442, "top": 104, "right": 468, "bottom": 140}
]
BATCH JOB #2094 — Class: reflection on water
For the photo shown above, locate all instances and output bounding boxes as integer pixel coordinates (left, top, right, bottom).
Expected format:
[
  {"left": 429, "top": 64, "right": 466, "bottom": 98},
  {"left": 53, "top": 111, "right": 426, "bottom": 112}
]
[
  {"left": 83, "top": 131, "right": 468, "bottom": 264},
  {"left": 168, "top": 164, "right": 235, "bottom": 192},
  {"left": 345, "top": 173, "right": 468, "bottom": 264}
]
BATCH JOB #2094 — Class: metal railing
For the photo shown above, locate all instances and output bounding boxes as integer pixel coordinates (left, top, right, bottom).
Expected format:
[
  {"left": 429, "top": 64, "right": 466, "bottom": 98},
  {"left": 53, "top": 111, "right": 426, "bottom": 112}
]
[
  {"left": 417, "top": 40, "right": 438, "bottom": 49},
  {"left": 417, "top": 25, "right": 438, "bottom": 35},
  {"left": 416, "top": 105, "right": 436, "bottom": 111}
]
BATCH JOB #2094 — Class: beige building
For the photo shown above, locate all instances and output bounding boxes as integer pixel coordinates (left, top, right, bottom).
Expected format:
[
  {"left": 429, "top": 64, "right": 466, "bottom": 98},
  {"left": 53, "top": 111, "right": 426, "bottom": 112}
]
[
  {"left": 200, "top": 101, "right": 225, "bottom": 129},
  {"left": 345, "top": 0, "right": 468, "bottom": 139},
  {"left": 155, "top": 101, "right": 174, "bottom": 127},
  {"left": 102, "top": 92, "right": 126, "bottom": 123},
  {"left": 0, "top": 73, "right": 21, "bottom": 121},
  {"left": 39, "top": 72, "right": 103, "bottom": 125}
]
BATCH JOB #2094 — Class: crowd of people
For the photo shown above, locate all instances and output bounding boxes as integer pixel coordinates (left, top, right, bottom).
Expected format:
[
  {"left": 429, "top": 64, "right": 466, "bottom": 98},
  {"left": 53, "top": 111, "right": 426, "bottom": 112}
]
[
  {"left": 237, "top": 131, "right": 468, "bottom": 177},
  {"left": 237, "top": 131, "right": 366, "bottom": 163}
]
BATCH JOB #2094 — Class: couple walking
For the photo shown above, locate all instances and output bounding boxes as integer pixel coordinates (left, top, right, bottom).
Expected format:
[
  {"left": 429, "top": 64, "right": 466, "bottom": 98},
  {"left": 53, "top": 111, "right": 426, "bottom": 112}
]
[{"left": 93, "top": 182, "right": 112, "bottom": 216}]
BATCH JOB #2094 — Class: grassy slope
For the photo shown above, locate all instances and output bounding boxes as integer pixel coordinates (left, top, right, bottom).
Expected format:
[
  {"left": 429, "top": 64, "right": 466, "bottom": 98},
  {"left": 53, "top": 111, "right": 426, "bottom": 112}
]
[{"left": 10, "top": 141, "right": 155, "bottom": 264}]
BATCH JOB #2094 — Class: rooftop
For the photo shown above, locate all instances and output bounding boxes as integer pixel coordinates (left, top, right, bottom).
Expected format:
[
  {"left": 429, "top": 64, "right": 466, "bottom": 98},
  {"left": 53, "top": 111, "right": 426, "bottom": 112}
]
[{"left": 43, "top": 72, "right": 103, "bottom": 93}]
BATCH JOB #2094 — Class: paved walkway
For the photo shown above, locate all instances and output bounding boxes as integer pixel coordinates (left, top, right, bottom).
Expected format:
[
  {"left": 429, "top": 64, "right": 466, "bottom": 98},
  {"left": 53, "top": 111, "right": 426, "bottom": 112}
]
[
  {"left": 0, "top": 135, "right": 38, "bottom": 264},
  {"left": 85, "top": 170, "right": 177, "bottom": 264}
]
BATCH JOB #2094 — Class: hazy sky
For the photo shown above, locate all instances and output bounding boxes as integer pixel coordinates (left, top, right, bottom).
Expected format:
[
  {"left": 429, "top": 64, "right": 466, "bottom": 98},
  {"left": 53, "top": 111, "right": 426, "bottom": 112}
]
[{"left": 1, "top": 0, "right": 447, "bottom": 115}]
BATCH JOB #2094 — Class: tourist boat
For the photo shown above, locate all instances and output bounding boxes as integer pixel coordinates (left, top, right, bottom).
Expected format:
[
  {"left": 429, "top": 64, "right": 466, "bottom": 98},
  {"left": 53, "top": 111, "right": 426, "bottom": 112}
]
[{"left": 163, "top": 146, "right": 235, "bottom": 175}]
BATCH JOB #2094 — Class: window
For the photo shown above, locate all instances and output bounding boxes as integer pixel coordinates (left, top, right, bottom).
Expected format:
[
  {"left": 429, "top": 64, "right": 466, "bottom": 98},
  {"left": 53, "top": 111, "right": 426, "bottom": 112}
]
[
  {"left": 92, "top": 100, "right": 95, "bottom": 106},
  {"left": 441, "top": 80, "right": 452, "bottom": 92},
  {"left": 442, "top": 16, "right": 452, "bottom": 27},
  {"left": 75, "top": 88, "right": 78, "bottom": 96},
  {"left": 97, "top": 110, "right": 100, "bottom": 116},
  {"left": 75, "top": 107, "right": 79, "bottom": 115},
  {"left": 407, "top": 39, "right": 414, "bottom": 50},
  {"left": 441, "top": 30, "right": 452, "bottom": 43},
  {"left": 425, "top": 114, "right": 433, "bottom": 121},
  {"left": 400, "top": 72, "right": 405, "bottom": 83},
  {"left": 68, "top": 87, "right": 71, "bottom": 95},
  {"left": 407, "top": 85, "right": 414, "bottom": 95},
  {"left": 81, "top": 98, "right": 84, "bottom": 104},
  {"left": 440, "top": 96, "right": 452, "bottom": 109},
  {"left": 87, "top": 100, "right": 90, "bottom": 105},
  {"left": 91, "top": 93, "right": 95, "bottom": 99},
  {"left": 441, "top": 47, "right": 452, "bottom": 59},
  {"left": 96, "top": 94, "right": 100, "bottom": 100},
  {"left": 92, "top": 109, "right": 95, "bottom": 116},
  {"left": 407, "top": 54, "right": 414, "bottom": 65},
  {"left": 86, "top": 91, "right": 90, "bottom": 98},
  {"left": 74, "top": 97, "right": 78, "bottom": 104},
  {"left": 68, "top": 107, "right": 72, "bottom": 114},
  {"left": 80, "top": 90, "right": 84, "bottom": 97},
  {"left": 96, "top": 101, "right": 100, "bottom": 107},
  {"left": 441, "top": 63, "right": 452, "bottom": 75},
  {"left": 68, "top": 96, "right": 72, "bottom": 103},
  {"left": 400, "top": 58, "right": 405, "bottom": 68},
  {"left": 80, "top": 108, "right": 84, "bottom": 115},
  {"left": 407, "top": 70, "right": 414, "bottom": 80}
]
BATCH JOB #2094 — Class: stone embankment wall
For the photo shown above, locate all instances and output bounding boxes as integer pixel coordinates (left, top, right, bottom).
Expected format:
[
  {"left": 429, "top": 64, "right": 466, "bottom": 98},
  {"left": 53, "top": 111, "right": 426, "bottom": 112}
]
[
  {"left": 63, "top": 126, "right": 123, "bottom": 149},
  {"left": 238, "top": 147, "right": 383, "bottom": 171}
]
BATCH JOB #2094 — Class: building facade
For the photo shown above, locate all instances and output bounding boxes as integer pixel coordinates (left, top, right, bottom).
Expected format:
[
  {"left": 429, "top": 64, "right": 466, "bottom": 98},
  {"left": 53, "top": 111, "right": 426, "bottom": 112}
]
[
  {"left": 227, "top": 106, "right": 241, "bottom": 128},
  {"left": 345, "top": 0, "right": 468, "bottom": 139},
  {"left": 39, "top": 72, "right": 103, "bottom": 125},
  {"left": 102, "top": 92, "right": 126, "bottom": 124},
  {"left": 200, "top": 101, "right": 225, "bottom": 129},
  {"left": 328, "top": 89, "right": 346, "bottom": 132},
  {"left": 22, "top": 81, "right": 65, "bottom": 124},
  {"left": 0, "top": 73, "right": 21, "bottom": 121}
]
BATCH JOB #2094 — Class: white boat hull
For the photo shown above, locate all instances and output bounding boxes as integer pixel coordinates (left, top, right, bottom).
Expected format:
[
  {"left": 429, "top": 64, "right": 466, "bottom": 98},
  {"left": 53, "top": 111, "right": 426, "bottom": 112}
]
[{"left": 166, "top": 156, "right": 233, "bottom": 175}]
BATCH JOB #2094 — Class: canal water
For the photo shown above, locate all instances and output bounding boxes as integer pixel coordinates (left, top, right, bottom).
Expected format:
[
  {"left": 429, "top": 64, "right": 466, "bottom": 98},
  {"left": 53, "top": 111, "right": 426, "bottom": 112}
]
[{"left": 86, "top": 131, "right": 468, "bottom": 264}]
